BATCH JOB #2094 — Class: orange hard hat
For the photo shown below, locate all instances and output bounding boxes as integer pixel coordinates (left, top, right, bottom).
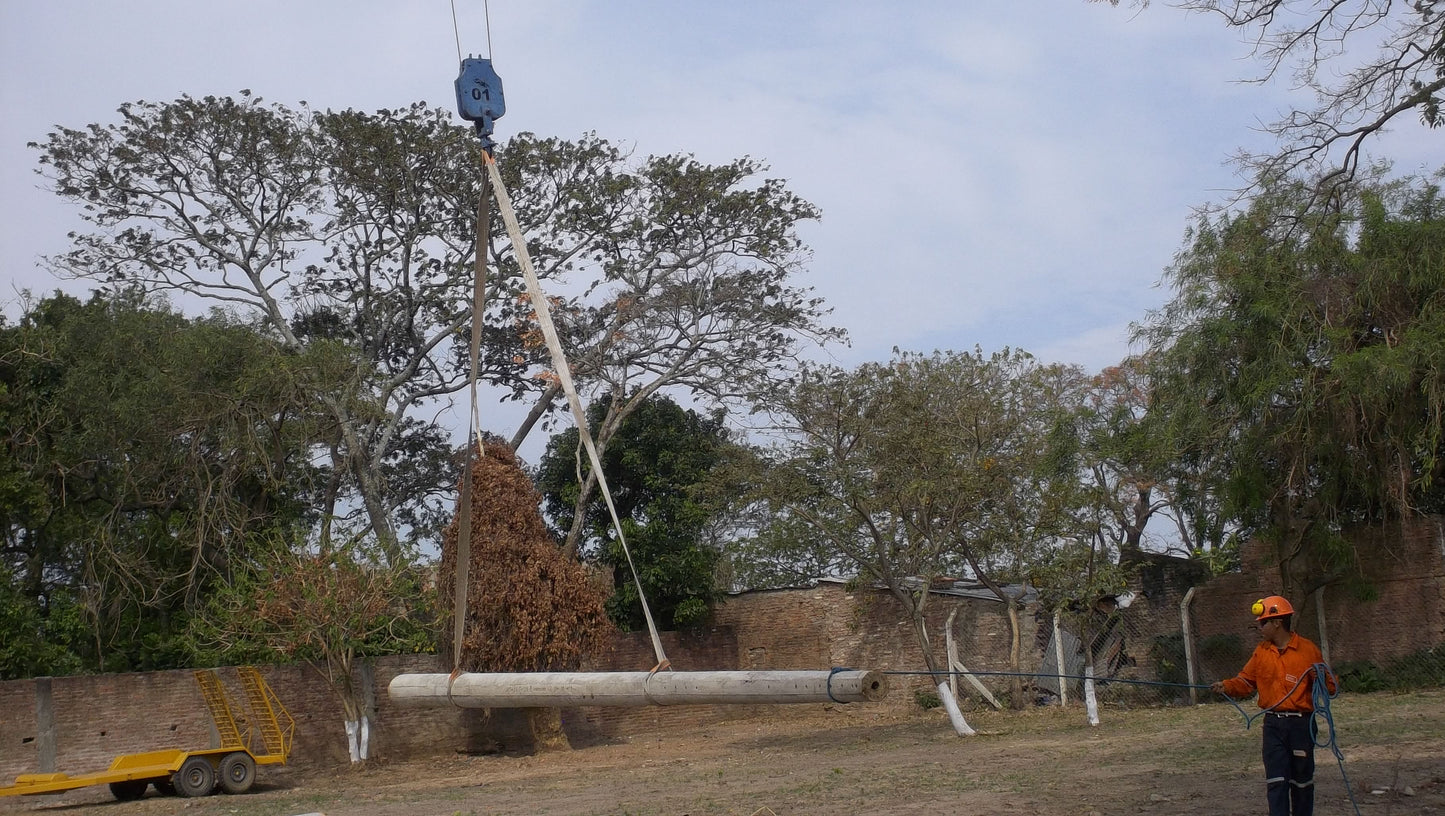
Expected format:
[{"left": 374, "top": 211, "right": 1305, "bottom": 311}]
[{"left": 1252, "top": 595, "right": 1294, "bottom": 621}]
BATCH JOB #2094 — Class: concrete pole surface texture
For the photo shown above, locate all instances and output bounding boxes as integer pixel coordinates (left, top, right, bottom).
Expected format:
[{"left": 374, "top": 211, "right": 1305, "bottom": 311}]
[{"left": 389, "top": 670, "right": 888, "bottom": 708}]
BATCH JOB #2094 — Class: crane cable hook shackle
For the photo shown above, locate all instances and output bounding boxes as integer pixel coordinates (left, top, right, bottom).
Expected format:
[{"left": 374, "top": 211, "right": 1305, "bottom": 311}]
[
  {"left": 455, "top": 57, "right": 506, "bottom": 153},
  {"left": 445, "top": 33, "right": 673, "bottom": 673}
]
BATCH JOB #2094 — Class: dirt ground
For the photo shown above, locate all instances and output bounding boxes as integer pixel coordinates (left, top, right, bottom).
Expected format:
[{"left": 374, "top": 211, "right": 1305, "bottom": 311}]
[{"left": 3, "top": 690, "right": 1441, "bottom": 816}]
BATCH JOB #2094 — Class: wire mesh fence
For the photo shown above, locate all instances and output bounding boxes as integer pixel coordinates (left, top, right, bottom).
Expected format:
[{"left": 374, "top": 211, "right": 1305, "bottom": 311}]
[{"left": 913, "top": 588, "right": 1445, "bottom": 718}]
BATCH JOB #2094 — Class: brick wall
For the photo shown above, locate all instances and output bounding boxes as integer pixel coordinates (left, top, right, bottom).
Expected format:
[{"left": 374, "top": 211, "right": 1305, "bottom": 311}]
[
  {"left": 0, "top": 676, "right": 39, "bottom": 777},
  {"left": 0, "top": 583, "right": 1028, "bottom": 778},
  {"left": 562, "top": 582, "right": 1030, "bottom": 740},
  {"left": 0, "top": 659, "right": 484, "bottom": 781},
  {"left": 4, "top": 530, "right": 1438, "bottom": 779},
  {"left": 1189, "top": 515, "right": 1445, "bottom": 666}
]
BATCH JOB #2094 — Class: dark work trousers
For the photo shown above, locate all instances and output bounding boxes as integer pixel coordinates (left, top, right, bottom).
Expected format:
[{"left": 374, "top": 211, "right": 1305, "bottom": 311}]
[{"left": 1262, "top": 713, "right": 1316, "bottom": 816}]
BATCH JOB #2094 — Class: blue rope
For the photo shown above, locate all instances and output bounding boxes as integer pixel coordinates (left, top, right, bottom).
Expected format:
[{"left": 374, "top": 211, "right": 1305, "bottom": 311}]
[
  {"left": 1212, "top": 663, "right": 1360, "bottom": 816},
  {"left": 1308, "top": 662, "right": 1362, "bottom": 816},
  {"left": 881, "top": 667, "right": 1208, "bottom": 690},
  {"left": 826, "top": 666, "right": 850, "bottom": 703}
]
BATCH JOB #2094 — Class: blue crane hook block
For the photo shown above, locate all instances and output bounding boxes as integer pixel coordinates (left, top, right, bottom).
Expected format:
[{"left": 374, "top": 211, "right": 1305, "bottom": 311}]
[{"left": 455, "top": 57, "right": 506, "bottom": 144}]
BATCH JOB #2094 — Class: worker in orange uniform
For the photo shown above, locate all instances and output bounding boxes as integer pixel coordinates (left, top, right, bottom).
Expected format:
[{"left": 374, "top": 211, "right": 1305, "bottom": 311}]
[{"left": 1211, "top": 595, "right": 1337, "bottom": 816}]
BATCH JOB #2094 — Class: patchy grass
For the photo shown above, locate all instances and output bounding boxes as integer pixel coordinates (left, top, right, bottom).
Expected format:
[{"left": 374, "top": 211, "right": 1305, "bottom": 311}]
[{"left": 4, "top": 690, "right": 1441, "bottom": 816}]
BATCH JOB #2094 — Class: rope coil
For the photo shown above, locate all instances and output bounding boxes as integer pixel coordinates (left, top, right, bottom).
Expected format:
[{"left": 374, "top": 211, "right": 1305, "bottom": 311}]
[{"left": 825, "top": 667, "right": 851, "bottom": 704}]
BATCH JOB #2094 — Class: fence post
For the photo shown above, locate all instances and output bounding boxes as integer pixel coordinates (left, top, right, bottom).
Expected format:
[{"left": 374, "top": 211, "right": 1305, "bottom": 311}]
[
  {"left": 945, "top": 607, "right": 960, "bottom": 702},
  {"left": 1181, "top": 587, "right": 1199, "bottom": 705},
  {"left": 1052, "top": 610, "right": 1068, "bottom": 707},
  {"left": 35, "top": 676, "right": 55, "bottom": 773}
]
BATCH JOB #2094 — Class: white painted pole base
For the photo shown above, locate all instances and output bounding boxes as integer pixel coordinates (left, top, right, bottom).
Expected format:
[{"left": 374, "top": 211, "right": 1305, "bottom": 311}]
[
  {"left": 936, "top": 681, "right": 976, "bottom": 736},
  {"left": 389, "top": 670, "right": 888, "bottom": 708},
  {"left": 1083, "top": 664, "right": 1101, "bottom": 726}
]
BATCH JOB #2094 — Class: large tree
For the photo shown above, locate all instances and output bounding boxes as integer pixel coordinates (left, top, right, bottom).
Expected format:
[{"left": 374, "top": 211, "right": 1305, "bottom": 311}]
[
  {"left": 0, "top": 291, "right": 326, "bottom": 672},
  {"left": 1139, "top": 168, "right": 1445, "bottom": 597},
  {"left": 1069, "top": 356, "right": 1192, "bottom": 561},
  {"left": 537, "top": 395, "right": 736, "bottom": 630},
  {"left": 33, "top": 98, "right": 842, "bottom": 561},
  {"left": 507, "top": 149, "right": 846, "bottom": 558},
  {"left": 752, "top": 349, "right": 1079, "bottom": 710}
]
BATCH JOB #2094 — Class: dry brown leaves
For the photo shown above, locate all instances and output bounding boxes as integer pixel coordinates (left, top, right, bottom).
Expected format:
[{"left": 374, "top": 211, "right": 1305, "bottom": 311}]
[{"left": 438, "top": 441, "right": 612, "bottom": 672}]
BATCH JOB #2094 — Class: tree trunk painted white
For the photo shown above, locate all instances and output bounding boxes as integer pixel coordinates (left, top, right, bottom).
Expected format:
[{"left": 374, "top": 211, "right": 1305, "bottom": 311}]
[
  {"left": 1083, "top": 664, "right": 1101, "bottom": 727},
  {"left": 1181, "top": 586, "right": 1199, "bottom": 705},
  {"left": 389, "top": 670, "right": 888, "bottom": 708},
  {"left": 1052, "top": 609, "right": 1068, "bottom": 707},
  {"left": 936, "top": 681, "right": 976, "bottom": 736},
  {"left": 1314, "top": 587, "right": 1330, "bottom": 664},
  {"left": 344, "top": 718, "right": 360, "bottom": 763},
  {"left": 359, "top": 715, "right": 371, "bottom": 761}
]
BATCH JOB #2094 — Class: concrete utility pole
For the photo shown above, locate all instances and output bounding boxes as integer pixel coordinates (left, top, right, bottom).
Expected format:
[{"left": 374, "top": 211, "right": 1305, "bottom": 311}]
[{"left": 389, "top": 670, "right": 888, "bottom": 708}]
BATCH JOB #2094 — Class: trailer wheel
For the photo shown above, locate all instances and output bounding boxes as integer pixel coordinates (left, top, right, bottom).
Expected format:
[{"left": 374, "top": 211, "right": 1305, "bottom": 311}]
[
  {"left": 218, "top": 752, "right": 256, "bottom": 794},
  {"left": 152, "top": 775, "right": 177, "bottom": 796},
  {"left": 109, "top": 779, "right": 148, "bottom": 801},
  {"left": 176, "top": 756, "right": 215, "bottom": 797}
]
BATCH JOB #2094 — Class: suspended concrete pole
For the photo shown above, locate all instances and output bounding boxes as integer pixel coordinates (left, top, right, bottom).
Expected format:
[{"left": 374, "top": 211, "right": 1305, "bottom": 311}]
[{"left": 389, "top": 670, "right": 888, "bottom": 708}]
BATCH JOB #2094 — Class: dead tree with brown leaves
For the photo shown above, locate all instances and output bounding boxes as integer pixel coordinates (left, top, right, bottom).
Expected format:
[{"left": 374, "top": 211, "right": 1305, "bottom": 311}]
[{"left": 438, "top": 440, "right": 613, "bottom": 750}]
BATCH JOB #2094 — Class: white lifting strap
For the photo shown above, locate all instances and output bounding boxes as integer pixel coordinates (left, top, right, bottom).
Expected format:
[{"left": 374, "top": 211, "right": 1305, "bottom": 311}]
[
  {"left": 483, "top": 154, "right": 671, "bottom": 671},
  {"left": 451, "top": 170, "right": 494, "bottom": 678}
]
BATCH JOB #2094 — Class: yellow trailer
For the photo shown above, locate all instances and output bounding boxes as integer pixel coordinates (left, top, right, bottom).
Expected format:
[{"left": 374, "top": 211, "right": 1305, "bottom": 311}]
[{"left": 0, "top": 667, "right": 293, "bottom": 801}]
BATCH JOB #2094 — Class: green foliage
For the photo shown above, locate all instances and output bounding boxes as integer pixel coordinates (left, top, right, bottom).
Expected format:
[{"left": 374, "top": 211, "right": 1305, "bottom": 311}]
[
  {"left": 751, "top": 348, "right": 1089, "bottom": 685},
  {"left": 0, "top": 565, "right": 85, "bottom": 680},
  {"left": 21, "top": 94, "right": 841, "bottom": 672},
  {"left": 755, "top": 349, "right": 1086, "bottom": 591},
  {"left": 33, "top": 97, "right": 842, "bottom": 562},
  {"left": 187, "top": 539, "right": 435, "bottom": 670},
  {"left": 538, "top": 395, "right": 734, "bottom": 630},
  {"left": 0, "top": 291, "right": 329, "bottom": 675},
  {"left": 913, "top": 688, "right": 943, "bottom": 710},
  {"left": 1335, "top": 646, "right": 1445, "bottom": 693},
  {"left": 1140, "top": 168, "right": 1445, "bottom": 591},
  {"left": 1150, "top": 634, "right": 1188, "bottom": 686},
  {"left": 722, "top": 508, "right": 853, "bottom": 591}
]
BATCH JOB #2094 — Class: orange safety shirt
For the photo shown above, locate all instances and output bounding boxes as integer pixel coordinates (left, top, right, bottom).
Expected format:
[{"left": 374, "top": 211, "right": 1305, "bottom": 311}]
[{"left": 1220, "top": 631, "right": 1336, "bottom": 713}]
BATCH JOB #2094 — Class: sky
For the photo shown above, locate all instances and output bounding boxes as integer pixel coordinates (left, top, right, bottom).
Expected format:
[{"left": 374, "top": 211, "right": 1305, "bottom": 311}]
[{"left": 1, "top": 1, "right": 1437, "bottom": 444}]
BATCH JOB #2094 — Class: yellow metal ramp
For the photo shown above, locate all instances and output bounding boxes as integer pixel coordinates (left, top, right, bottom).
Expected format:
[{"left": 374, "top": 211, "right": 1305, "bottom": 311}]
[
  {"left": 194, "top": 669, "right": 246, "bottom": 749},
  {"left": 237, "top": 666, "right": 294, "bottom": 762}
]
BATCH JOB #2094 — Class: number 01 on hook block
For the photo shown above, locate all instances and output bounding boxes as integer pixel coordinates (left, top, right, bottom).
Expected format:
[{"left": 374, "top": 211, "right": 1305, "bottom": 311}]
[{"left": 455, "top": 57, "right": 505, "bottom": 146}]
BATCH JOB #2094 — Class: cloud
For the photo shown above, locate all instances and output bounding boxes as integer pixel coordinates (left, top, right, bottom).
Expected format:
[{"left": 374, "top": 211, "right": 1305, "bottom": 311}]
[{"left": 3, "top": 0, "right": 1436, "bottom": 380}]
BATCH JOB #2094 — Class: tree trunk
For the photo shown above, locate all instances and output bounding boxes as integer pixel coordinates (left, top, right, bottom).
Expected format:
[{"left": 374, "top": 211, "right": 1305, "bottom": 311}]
[
  {"left": 321, "top": 394, "right": 402, "bottom": 565},
  {"left": 562, "top": 467, "right": 599, "bottom": 559},
  {"left": 898, "top": 590, "right": 974, "bottom": 737},
  {"left": 317, "top": 443, "right": 343, "bottom": 557},
  {"left": 1120, "top": 483, "right": 1150, "bottom": 562},
  {"left": 319, "top": 655, "right": 371, "bottom": 763},
  {"left": 350, "top": 450, "right": 401, "bottom": 566},
  {"left": 1083, "top": 662, "right": 1101, "bottom": 726},
  {"left": 344, "top": 717, "right": 372, "bottom": 762},
  {"left": 1006, "top": 600, "right": 1025, "bottom": 710},
  {"left": 526, "top": 707, "right": 570, "bottom": 752},
  {"left": 510, "top": 381, "right": 563, "bottom": 451}
]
